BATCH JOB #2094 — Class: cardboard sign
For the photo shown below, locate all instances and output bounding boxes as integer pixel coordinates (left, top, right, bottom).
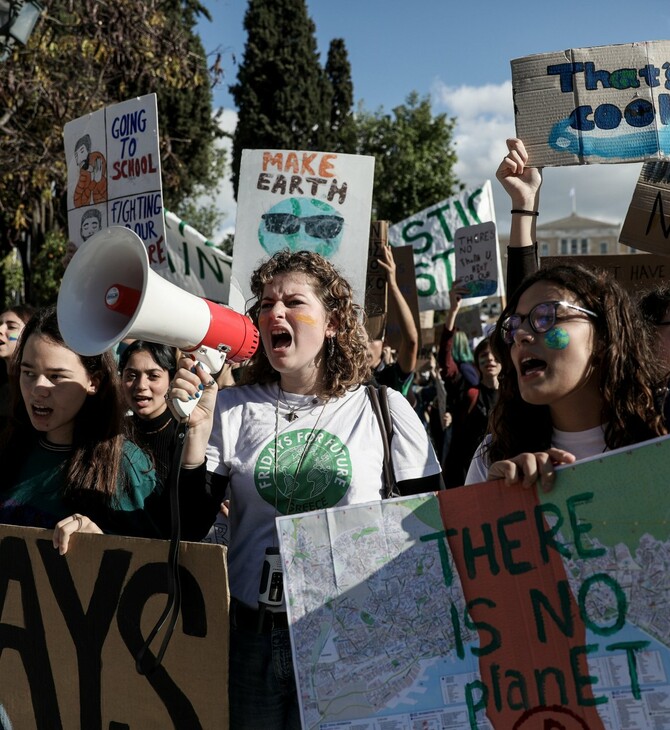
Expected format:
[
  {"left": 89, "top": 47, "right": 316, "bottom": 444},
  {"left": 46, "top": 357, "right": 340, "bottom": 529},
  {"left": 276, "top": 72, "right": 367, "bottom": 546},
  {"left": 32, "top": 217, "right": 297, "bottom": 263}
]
[
  {"left": 364, "top": 221, "right": 389, "bottom": 340},
  {"left": 385, "top": 245, "right": 421, "bottom": 351},
  {"left": 512, "top": 41, "right": 670, "bottom": 167},
  {"left": 277, "top": 435, "right": 670, "bottom": 729},
  {"left": 542, "top": 253, "right": 670, "bottom": 292},
  {"left": 64, "top": 94, "right": 167, "bottom": 270},
  {"left": 456, "top": 305, "right": 485, "bottom": 342},
  {"left": 229, "top": 149, "right": 375, "bottom": 313},
  {"left": 388, "top": 182, "right": 497, "bottom": 311},
  {"left": 163, "top": 210, "right": 232, "bottom": 303},
  {"left": 0, "top": 526, "right": 229, "bottom": 729},
  {"left": 620, "top": 160, "right": 670, "bottom": 254},
  {"left": 454, "top": 221, "right": 500, "bottom": 299}
]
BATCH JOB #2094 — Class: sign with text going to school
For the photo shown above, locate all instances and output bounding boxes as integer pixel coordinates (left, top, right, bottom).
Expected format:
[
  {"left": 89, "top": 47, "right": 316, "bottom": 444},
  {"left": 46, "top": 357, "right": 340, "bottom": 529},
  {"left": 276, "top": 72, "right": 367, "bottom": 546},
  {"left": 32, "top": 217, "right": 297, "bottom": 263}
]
[
  {"left": 388, "top": 181, "right": 496, "bottom": 311},
  {"left": 513, "top": 41, "right": 670, "bottom": 167},
  {"left": 64, "top": 94, "right": 167, "bottom": 270},
  {"left": 0, "top": 526, "right": 229, "bottom": 729},
  {"left": 230, "top": 149, "right": 375, "bottom": 313},
  {"left": 277, "top": 435, "right": 670, "bottom": 729}
]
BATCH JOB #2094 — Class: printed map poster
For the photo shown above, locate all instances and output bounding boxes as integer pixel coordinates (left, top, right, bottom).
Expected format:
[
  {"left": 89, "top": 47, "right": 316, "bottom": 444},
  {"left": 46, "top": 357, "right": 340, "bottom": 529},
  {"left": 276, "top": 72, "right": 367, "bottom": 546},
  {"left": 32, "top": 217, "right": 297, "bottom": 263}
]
[
  {"left": 277, "top": 435, "right": 670, "bottom": 729},
  {"left": 64, "top": 93, "right": 167, "bottom": 270},
  {"left": 454, "top": 221, "right": 501, "bottom": 300},
  {"left": 512, "top": 41, "right": 670, "bottom": 167},
  {"left": 620, "top": 160, "right": 670, "bottom": 254},
  {"left": 229, "top": 149, "right": 375, "bottom": 313},
  {"left": 0, "top": 526, "right": 229, "bottom": 729},
  {"left": 388, "top": 181, "right": 496, "bottom": 311}
]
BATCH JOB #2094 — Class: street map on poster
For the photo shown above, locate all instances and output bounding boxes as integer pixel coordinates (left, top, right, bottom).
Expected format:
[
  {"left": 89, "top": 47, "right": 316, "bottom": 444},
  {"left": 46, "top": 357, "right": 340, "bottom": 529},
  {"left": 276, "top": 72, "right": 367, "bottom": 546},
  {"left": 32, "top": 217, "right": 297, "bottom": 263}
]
[{"left": 277, "top": 436, "right": 670, "bottom": 729}]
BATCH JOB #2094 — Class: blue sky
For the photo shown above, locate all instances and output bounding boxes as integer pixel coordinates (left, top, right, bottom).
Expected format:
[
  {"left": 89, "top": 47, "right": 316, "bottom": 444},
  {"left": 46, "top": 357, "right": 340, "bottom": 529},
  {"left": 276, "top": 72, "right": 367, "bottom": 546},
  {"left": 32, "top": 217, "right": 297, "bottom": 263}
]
[{"left": 196, "top": 0, "right": 670, "bottom": 238}]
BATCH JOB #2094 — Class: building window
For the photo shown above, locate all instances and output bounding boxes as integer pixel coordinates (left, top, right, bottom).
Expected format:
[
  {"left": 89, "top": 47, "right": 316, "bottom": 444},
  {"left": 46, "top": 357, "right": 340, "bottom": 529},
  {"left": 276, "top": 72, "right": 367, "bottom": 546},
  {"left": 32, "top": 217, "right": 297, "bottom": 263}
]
[
  {"left": 540, "top": 242, "right": 550, "bottom": 257},
  {"left": 570, "top": 238, "right": 578, "bottom": 255},
  {"left": 560, "top": 239, "right": 568, "bottom": 255},
  {"left": 600, "top": 241, "right": 608, "bottom": 254},
  {"left": 580, "top": 238, "right": 589, "bottom": 254}
]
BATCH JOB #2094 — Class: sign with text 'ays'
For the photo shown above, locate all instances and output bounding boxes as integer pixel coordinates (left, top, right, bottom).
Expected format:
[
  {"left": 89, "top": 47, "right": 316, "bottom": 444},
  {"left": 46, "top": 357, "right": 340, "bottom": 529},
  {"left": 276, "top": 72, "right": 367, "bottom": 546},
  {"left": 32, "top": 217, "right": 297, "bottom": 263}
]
[
  {"left": 0, "top": 527, "right": 229, "bottom": 729},
  {"left": 513, "top": 41, "right": 670, "bottom": 167},
  {"left": 388, "top": 181, "right": 496, "bottom": 311},
  {"left": 278, "top": 435, "right": 670, "bottom": 729}
]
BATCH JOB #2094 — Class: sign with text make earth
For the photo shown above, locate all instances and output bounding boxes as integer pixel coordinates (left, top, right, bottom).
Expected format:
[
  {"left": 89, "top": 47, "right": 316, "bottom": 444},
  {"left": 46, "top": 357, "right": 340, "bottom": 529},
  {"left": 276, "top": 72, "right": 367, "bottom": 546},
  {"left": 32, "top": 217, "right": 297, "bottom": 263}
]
[
  {"left": 0, "top": 527, "right": 229, "bottom": 730},
  {"left": 513, "top": 41, "right": 670, "bottom": 166},
  {"left": 277, "top": 435, "right": 670, "bottom": 729}
]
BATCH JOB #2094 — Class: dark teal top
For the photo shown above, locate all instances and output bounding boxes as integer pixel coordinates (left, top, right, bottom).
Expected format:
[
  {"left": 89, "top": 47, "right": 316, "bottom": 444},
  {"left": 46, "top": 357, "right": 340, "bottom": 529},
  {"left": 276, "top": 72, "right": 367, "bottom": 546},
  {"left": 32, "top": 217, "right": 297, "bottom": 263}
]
[{"left": 0, "top": 439, "right": 161, "bottom": 537}]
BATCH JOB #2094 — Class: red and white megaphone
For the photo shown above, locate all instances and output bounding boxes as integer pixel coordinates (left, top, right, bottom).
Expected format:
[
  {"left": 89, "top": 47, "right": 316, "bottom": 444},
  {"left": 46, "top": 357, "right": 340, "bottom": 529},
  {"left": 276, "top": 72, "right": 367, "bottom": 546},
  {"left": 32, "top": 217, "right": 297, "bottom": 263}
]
[{"left": 57, "top": 226, "right": 259, "bottom": 416}]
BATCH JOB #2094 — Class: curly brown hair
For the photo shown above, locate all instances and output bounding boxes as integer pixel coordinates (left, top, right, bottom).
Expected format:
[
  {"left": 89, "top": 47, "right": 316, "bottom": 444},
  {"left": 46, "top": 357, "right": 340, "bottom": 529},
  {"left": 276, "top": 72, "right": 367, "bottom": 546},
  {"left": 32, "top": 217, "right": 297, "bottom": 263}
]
[
  {"left": 242, "top": 249, "right": 371, "bottom": 397},
  {"left": 487, "top": 264, "right": 666, "bottom": 462}
]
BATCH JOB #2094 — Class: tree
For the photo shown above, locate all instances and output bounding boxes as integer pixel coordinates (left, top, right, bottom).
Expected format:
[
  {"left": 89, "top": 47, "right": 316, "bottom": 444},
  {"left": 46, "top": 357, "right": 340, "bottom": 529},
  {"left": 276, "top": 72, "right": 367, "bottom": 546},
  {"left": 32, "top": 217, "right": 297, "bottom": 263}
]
[
  {"left": 355, "top": 92, "right": 462, "bottom": 223},
  {"left": 229, "top": 0, "right": 332, "bottom": 197},
  {"left": 0, "top": 0, "right": 222, "bottom": 303},
  {"left": 325, "top": 39, "right": 356, "bottom": 153}
]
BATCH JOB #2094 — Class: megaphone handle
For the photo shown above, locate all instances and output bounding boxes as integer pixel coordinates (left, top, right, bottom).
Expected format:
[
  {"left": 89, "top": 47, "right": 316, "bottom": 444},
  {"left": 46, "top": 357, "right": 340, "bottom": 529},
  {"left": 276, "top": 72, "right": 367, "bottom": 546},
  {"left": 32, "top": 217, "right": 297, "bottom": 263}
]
[{"left": 171, "top": 347, "right": 227, "bottom": 419}]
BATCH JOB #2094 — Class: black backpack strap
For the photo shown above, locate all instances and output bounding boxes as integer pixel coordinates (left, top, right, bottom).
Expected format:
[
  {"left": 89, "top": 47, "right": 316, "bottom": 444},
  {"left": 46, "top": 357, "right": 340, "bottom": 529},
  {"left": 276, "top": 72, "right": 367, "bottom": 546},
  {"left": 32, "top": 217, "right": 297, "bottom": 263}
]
[{"left": 366, "top": 384, "right": 399, "bottom": 499}]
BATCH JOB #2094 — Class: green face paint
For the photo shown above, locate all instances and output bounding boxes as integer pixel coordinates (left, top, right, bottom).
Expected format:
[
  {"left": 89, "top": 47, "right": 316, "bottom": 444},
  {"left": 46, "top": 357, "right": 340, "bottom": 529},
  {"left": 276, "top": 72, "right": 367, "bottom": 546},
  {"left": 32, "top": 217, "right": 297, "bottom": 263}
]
[{"left": 544, "top": 327, "right": 569, "bottom": 350}]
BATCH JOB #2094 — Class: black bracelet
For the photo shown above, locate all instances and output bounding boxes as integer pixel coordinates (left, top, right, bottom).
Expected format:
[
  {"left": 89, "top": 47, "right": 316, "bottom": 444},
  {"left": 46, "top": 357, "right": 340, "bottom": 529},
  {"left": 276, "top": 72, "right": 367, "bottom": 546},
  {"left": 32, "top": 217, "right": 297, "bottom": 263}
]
[{"left": 510, "top": 209, "right": 539, "bottom": 216}]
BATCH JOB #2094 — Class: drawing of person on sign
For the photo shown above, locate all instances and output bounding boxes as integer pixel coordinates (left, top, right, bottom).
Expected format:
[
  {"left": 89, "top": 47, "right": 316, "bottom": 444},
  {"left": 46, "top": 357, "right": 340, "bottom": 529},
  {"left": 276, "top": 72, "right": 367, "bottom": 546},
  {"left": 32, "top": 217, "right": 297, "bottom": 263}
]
[
  {"left": 73, "top": 133, "right": 107, "bottom": 207},
  {"left": 79, "top": 208, "right": 103, "bottom": 241},
  {"left": 258, "top": 197, "right": 344, "bottom": 257}
]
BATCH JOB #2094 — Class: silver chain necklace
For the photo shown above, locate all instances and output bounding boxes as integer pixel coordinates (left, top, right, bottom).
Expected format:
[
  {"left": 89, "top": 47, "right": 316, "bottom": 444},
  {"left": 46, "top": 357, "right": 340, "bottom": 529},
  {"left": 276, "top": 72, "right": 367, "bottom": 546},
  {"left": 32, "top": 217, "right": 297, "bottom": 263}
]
[{"left": 276, "top": 384, "right": 320, "bottom": 422}]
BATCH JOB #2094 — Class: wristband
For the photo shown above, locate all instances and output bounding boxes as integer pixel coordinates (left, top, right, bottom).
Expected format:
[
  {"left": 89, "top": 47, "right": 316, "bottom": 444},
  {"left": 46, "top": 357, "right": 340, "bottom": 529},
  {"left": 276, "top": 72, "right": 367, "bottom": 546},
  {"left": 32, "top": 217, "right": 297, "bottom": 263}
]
[{"left": 510, "top": 209, "right": 539, "bottom": 216}]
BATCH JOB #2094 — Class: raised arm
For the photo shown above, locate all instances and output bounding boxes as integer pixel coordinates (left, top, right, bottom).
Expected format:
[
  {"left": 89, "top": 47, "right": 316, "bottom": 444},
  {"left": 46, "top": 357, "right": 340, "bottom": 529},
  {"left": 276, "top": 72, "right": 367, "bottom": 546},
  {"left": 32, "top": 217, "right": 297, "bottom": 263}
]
[
  {"left": 379, "top": 242, "right": 419, "bottom": 376},
  {"left": 496, "top": 138, "right": 543, "bottom": 296}
]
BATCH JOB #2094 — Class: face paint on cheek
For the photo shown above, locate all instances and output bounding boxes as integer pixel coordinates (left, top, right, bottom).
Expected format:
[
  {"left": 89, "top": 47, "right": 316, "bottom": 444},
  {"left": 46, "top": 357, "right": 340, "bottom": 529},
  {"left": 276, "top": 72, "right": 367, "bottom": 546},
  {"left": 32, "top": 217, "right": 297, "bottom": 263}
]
[
  {"left": 7, "top": 334, "right": 19, "bottom": 342},
  {"left": 544, "top": 327, "right": 570, "bottom": 350},
  {"left": 294, "top": 314, "right": 318, "bottom": 325}
]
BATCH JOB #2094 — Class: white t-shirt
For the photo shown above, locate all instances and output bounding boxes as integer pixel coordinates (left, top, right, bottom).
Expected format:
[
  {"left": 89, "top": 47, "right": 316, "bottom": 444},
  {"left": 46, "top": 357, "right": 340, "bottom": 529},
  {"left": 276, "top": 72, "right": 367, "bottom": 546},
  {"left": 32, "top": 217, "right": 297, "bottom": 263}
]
[
  {"left": 465, "top": 425, "right": 607, "bottom": 486},
  {"left": 206, "top": 382, "right": 441, "bottom": 607}
]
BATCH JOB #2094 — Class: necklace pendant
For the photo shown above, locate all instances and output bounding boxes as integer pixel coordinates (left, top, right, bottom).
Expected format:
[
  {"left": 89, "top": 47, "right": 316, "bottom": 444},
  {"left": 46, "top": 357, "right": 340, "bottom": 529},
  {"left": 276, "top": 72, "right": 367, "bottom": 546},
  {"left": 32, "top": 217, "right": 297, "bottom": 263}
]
[{"left": 286, "top": 412, "right": 298, "bottom": 422}]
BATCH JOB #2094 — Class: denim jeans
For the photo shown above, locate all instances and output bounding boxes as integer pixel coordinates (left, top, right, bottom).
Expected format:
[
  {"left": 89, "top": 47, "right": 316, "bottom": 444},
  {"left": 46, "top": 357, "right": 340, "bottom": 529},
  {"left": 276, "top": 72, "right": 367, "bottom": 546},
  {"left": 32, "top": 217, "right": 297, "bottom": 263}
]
[{"left": 229, "top": 621, "right": 301, "bottom": 729}]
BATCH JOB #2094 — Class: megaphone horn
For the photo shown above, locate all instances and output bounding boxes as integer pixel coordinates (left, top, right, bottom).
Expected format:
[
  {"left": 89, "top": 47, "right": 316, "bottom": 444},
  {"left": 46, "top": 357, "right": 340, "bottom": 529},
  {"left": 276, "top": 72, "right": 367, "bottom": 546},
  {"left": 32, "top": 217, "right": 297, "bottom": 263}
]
[{"left": 57, "top": 226, "right": 259, "bottom": 362}]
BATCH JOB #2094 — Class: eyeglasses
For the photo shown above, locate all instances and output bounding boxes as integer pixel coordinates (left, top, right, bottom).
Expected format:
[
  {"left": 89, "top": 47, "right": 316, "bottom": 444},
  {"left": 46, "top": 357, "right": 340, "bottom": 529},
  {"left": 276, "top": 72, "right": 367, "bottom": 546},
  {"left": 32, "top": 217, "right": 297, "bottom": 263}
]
[
  {"left": 501, "top": 300, "right": 597, "bottom": 345},
  {"left": 261, "top": 213, "right": 344, "bottom": 239}
]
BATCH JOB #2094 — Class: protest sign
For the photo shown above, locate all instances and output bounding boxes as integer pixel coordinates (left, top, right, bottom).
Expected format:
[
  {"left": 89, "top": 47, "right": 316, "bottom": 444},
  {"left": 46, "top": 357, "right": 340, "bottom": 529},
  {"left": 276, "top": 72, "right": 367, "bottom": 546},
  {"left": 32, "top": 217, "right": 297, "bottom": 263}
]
[
  {"left": 277, "top": 435, "right": 670, "bottom": 729},
  {"left": 365, "top": 221, "right": 389, "bottom": 340},
  {"left": 163, "top": 210, "right": 232, "bottom": 303},
  {"left": 620, "top": 160, "right": 670, "bottom": 254},
  {"left": 64, "top": 94, "right": 167, "bottom": 270},
  {"left": 385, "top": 245, "right": 421, "bottom": 351},
  {"left": 512, "top": 41, "right": 670, "bottom": 167},
  {"left": 454, "top": 221, "right": 501, "bottom": 299},
  {"left": 229, "top": 149, "right": 375, "bottom": 313},
  {"left": 0, "top": 526, "right": 229, "bottom": 729},
  {"left": 542, "top": 253, "right": 670, "bottom": 292},
  {"left": 389, "top": 182, "right": 497, "bottom": 311}
]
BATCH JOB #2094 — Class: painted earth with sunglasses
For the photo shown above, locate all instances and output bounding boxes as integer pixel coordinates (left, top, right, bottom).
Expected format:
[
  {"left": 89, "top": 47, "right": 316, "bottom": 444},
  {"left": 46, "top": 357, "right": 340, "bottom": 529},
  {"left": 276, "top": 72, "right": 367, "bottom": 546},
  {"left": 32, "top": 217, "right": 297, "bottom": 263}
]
[
  {"left": 465, "top": 263, "right": 666, "bottom": 489},
  {"left": 259, "top": 197, "right": 344, "bottom": 257}
]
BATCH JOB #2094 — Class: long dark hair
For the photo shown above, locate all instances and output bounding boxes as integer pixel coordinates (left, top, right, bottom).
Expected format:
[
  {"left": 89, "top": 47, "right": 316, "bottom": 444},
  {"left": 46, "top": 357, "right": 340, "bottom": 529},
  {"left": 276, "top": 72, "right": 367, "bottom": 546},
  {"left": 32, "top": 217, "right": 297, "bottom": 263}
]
[
  {"left": 243, "top": 249, "right": 371, "bottom": 397},
  {"left": 118, "top": 340, "right": 177, "bottom": 379},
  {"left": 1, "top": 305, "right": 129, "bottom": 501},
  {"left": 487, "top": 264, "right": 666, "bottom": 462}
]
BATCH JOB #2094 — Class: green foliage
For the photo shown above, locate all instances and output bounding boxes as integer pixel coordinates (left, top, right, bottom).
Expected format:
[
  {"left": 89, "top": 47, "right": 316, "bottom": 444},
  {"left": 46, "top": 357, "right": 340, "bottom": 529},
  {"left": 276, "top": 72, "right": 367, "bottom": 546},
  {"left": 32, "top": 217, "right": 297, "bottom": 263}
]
[
  {"left": 355, "top": 92, "right": 462, "bottom": 223},
  {"left": 230, "top": 0, "right": 332, "bottom": 196},
  {"left": 325, "top": 39, "right": 356, "bottom": 153},
  {"left": 1, "top": 249, "right": 25, "bottom": 309},
  {"left": 0, "top": 0, "right": 222, "bottom": 300},
  {"left": 30, "top": 231, "right": 68, "bottom": 307}
]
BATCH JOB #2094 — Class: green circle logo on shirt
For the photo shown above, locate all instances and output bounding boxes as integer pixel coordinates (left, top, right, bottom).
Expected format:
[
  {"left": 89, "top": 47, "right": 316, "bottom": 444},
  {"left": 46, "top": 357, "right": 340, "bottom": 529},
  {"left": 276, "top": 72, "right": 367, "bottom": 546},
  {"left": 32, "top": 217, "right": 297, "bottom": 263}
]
[{"left": 255, "top": 429, "right": 352, "bottom": 514}]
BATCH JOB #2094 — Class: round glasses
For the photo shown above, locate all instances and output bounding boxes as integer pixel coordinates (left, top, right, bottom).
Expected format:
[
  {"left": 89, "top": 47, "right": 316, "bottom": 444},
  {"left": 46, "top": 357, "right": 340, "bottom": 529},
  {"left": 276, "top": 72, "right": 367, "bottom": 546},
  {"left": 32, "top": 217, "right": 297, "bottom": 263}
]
[
  {"left": 261, "top": 213, "right": 344, "bottom": 239},
  {"left": 501, "top": 300, "right": 597, "bottom": 345}
]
